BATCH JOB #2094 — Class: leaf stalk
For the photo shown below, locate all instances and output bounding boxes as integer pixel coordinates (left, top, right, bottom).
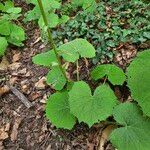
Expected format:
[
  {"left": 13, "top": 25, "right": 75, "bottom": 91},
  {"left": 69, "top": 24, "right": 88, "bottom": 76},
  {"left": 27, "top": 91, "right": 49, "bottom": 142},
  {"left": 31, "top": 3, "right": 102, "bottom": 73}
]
[{"left": 37, "top": 0, "right": 68, "bottom": 81}]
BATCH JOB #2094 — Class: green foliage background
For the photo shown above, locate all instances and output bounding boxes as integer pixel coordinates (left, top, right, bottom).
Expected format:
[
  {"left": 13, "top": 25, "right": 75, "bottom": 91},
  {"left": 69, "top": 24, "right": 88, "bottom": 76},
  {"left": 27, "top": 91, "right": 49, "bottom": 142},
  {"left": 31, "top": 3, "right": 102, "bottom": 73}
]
[{"left": 54, "top": 0, "right": 150, "bottom": 63}]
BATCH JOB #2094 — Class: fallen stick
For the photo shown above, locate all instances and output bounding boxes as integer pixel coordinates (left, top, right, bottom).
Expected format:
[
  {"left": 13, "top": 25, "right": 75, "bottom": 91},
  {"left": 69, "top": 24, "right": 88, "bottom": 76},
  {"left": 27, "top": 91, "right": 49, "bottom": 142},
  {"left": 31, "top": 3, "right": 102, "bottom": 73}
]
[{"left": 8, "top": 84, "right": 33, "bottom": 108}]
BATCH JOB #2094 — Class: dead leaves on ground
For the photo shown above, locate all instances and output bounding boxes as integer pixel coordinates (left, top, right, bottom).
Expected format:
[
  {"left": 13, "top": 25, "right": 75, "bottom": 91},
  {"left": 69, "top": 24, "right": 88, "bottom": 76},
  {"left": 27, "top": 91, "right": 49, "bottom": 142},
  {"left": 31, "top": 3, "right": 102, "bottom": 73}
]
[{"left": 0, "top": 85, "right": 10, "bottom": 97}]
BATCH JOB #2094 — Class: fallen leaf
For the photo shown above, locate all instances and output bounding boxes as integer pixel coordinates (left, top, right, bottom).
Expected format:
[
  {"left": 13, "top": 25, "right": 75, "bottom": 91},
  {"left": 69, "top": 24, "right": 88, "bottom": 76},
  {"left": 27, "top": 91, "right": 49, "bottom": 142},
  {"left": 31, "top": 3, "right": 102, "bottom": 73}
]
[
  {"left": 9, "top": 77, "right": 18, "bottom": 85},
  {"left": 0, "top": 85, "right": 10, "bottom": 97},
  {"left": 0, "top": 56, "right": 9, "bottom": 71},
  {"left": 18, "top": 68, "right": 27, "bottom": 74},
  {"left": 10, "top": 117, "right": 22, "bottom": 142},
  {"left": 13, "top": 53, "right": 21, "bottom": 62},
  {"left": 98, "top": 125, "right": 116, "bottom": 150},
  {"left": 35, "top": 77, "right": 46, "bottom": 90},
  {"left": 5, "top": 123, "right": 11, "bottom": 132},
  {"left": 9, "top": 62, "right": 22, "bottom": 70},
  {"left": 40, "top": 94, "right": 47, "bottom": 104},
  {"left": 0, "top": 141, "right": 4, "bottom": 150},
  {"left": 30, "top": 92, "right": 41, "bottom": 100},
  {"left": 0, "top": 128, "right": 9, "bottom": 140},
  {"left": 87, "top": 142, "right": 95, "bottom": 150}
]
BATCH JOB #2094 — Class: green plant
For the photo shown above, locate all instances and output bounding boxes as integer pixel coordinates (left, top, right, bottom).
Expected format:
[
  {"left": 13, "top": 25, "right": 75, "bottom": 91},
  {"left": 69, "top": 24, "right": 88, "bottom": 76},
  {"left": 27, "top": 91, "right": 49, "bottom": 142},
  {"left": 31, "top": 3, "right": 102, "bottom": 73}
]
[
  {"left": 127, "top": 50, "right": 150, "bottom": 117},
  {"left": 24, "top": 0, "right": 69, "bottom": 41},
  {"left": 33, "top": 0, "right": 150, "bottom": 149},
  {"left": 0, "top": 0, "right": 25, "bottom": 56},
  {"left": 53, "top": 0, "right": 150, "bottom": 63}
]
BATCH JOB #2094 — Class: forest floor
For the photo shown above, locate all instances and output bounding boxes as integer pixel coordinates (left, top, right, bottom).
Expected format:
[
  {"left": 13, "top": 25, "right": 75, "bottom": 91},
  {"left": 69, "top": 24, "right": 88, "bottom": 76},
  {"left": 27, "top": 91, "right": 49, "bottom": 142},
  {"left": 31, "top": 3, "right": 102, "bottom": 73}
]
[{"left": 0, "top": 1, "right": 149, "bottom": 150}]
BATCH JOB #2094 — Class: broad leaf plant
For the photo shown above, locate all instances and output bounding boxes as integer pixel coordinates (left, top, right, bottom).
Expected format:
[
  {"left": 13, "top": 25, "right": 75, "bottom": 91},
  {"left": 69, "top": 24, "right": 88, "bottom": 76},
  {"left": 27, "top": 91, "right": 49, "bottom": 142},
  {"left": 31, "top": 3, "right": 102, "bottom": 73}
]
[{"left": 30, "top": 0, "right": 150, "bottom": 150}]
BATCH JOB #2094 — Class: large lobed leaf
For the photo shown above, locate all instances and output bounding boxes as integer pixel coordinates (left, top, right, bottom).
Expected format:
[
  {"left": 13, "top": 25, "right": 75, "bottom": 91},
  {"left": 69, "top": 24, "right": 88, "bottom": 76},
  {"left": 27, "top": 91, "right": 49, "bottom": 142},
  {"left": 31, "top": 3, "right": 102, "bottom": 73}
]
[
  {"left": 91, "top": 64, "right": 126, "bottom": 85},
  {"left": 69, "top": 81, "right": 117, "bottom": 126},
  {"left": 110, "top": 102, "right": 150, "bottom": 150},
  {"left": 58, "top": 39, "right": 96, "bottom": 62},
  {"left": 127, "top": 50, "right": 150, "bottom": 117},
  {"left": 46, "top": 91, "right": 76, "bottom": 129}
]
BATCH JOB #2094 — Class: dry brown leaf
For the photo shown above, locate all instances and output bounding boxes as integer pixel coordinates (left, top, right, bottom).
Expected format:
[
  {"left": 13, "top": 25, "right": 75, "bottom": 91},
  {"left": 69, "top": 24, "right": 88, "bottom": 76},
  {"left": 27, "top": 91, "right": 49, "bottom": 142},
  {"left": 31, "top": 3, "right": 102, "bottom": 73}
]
[
  {"left": 35, "top": 77, "right": 46, "bottom": 90},
  {"left": 5, "top": 123, "right": 11, "bottom": 132},
  {"left": 0, "top": 128, "right": 9, "bottom": 140},
  {"left": 18, "top": 68, "right": 27, "bottom": 74},
  {"left": 9, "top": 77, "right": 18, "bottom": 85},
  {"left": 0, "top": 85, "right": 10, "bottom": 97},
  {"left": 0, "top": 56, "right": 9, "bottom": 71},
  {"left": 0, "top": 141, "right": 4, "bottom": 150},
  {"left": 12, "top": 53, "right": 21, "bottom": 62},
  {"left": 9, "top": 62, "right": 22, "bottom": 70},
  {"left": 10, "top": 117, "right": 22, "bottom": 142},
  {"left": 98, "top": 125, "right": 116, "bottom": 150},
  {"left": 87, "top": 142, "right": 95, "bottom": 150}
]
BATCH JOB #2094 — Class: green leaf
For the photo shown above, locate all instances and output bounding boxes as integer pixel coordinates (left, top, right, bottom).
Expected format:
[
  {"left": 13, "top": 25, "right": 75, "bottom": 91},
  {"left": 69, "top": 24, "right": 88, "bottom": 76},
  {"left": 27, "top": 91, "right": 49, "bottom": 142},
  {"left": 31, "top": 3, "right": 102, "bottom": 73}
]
[
  {"left": 69, "top": 81, "right": 117, "bottom": 126},
  {"left": 6, "top": 7, "right": 22, "bottom": 14},
  {"left": 0, "top": 37, "right": 8, "bottom": 56},
  {"left": 38, "top": 13, "right": 59, "bottom": 28},
  {"left": 127, "top": 50, "right": 150, "bottom": 117},
  {"left": 110, "top": 102, "right": 150, "bottom": 150},
  {"left": 58, "top": 39, "right": 96, "bottom": 62},
  {"left": 23, "top": 7, "right": 40, "bottom": 22},
  {"left": 24, "top": 0, "right": 60, "bottom": 22},
  {"left": 72, "top": 0, "right": 96, "bottom": 13},
  {"left": 59, "top": 15, "right": 69, "bottom": 24},
  {"left": 6, "top": 24, "right": 25, "bottom": 46},
  {"left": 0, "top": 20, "right": 11, "bottom": 36},
  {"left": 46, "top": 91, "right": 76, "bottom": 129},
  {"left": 0, "top": 0, "right": 14, "bottom": 12},
  {"left": 91, "top": 64, "right": 126, "bottom": 85},
  {"left": 32, "top": 50, "right": 57, "bottom": 67},
  {"left": 46, "top": 66, "right": 66, "bottom": 90}
]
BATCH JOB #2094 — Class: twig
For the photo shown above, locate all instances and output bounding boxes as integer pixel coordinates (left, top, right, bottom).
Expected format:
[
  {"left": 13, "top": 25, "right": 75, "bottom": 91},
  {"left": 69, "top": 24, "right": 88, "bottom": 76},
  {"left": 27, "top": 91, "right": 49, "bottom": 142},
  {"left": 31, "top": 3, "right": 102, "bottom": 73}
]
[
  {"left": 76, "top": 59, "right": 80, "bottom": 81},
  {"left": 8, "top": 84, "right": 33, "bottom": 108}
]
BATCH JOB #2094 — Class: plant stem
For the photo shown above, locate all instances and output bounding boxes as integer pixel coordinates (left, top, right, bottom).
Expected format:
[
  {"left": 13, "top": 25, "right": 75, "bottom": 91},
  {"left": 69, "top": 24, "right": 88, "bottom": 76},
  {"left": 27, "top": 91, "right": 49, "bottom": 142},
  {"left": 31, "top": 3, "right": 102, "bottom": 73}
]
[
  {"left": 37, "top": 0, "right": 68, "bottom": 81},
  {"left": 76, "top": 60, "right": 80, "bottom": 81}
]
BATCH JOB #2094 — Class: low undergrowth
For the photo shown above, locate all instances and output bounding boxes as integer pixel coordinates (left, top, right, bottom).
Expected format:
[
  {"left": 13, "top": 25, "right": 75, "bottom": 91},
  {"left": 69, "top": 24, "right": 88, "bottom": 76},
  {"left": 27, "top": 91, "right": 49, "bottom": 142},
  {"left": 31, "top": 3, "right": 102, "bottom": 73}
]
[
  {"left": 54, "top": 0, "right": 150, "bottom": 63},
  {"left": 0, "top": 0, "right": 25, "bottom": 56}
]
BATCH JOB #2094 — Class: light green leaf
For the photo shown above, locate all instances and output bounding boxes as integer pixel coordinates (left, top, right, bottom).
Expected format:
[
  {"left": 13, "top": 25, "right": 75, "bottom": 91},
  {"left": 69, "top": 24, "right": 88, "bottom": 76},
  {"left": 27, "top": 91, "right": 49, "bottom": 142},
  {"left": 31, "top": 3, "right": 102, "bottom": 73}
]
[
  {"left": 32, "top": 50, "right": 57, "bottom": 67},
  {"left": 46, "top": 91, "right": 76, "bottom": 129},
  {"left": 58, "top": 39, "right": 96, "bottom": 62},
  {"left": 24, "top": 0, "right": 60, "bottom": 22},
  {"left": 0, "top": 20, "right": 11, "bottom": 36},
  {"left": 91, "top": 64, "right": 126, "bottom": 85},
  {"left": 0, "top": 0, "right": 14, "bottom": 12},
  {"left": 38, "top": 13, "right": 59, "bottom": 28},
  {"left": 23, "top": 7, "right": 40, "bottom": 22},
  {"left": 0, "top": 37, "right": 8, "bottom": 56},
  {"left": 46, "top": 66, "right": 66, "bottom": 90},
  {"left": 6, "top": 7, "right": 22, "bottom": 14},
  {"left": 59, "top": 15, "right": 70, "bottom": 24},
  {"left": 110, "top": 102, "right": 150, "bottom": 150},
  {"left": 127, "top": 50, "right": 150, "bottom": 117},
  {"left": 69, "top": 81, "right": 117, "bottom": 126},
  {"left": 7, "top": 24, "right": 25, "bottom": 46}
]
